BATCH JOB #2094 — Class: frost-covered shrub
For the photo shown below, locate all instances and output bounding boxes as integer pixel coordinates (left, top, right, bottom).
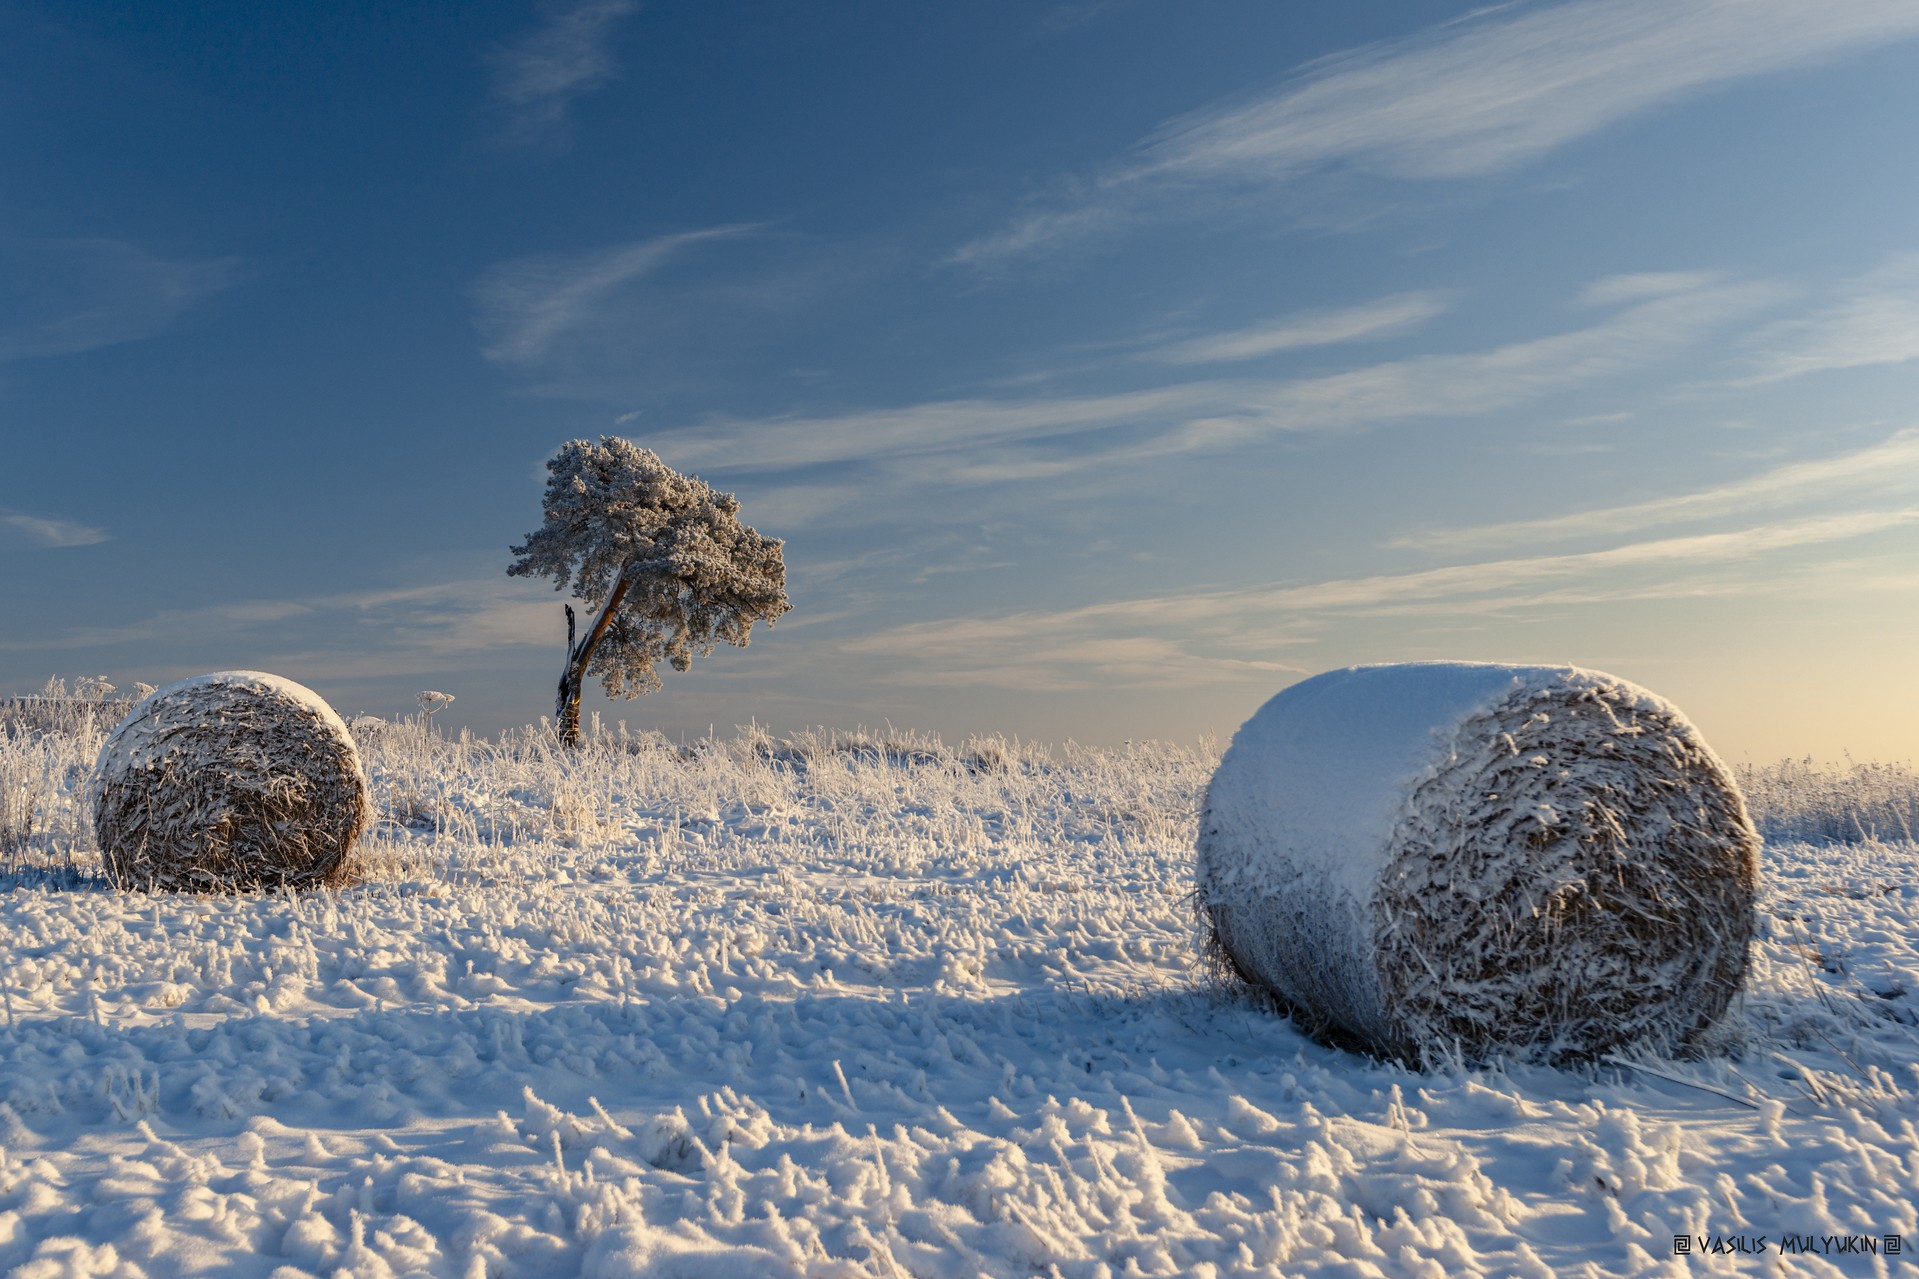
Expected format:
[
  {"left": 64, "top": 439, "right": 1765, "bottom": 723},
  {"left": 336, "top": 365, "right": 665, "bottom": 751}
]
[
  {"left": 349, "top": 714, "right": 390, "bottom": 742},
  {"left": 0, "top": 758, "right": 33, "bottom": 857},
  {"left": 90, "top": 672, "right": 369, "bottom": 892},
  {"left": 1, "top": 696, "right": 110, "bottom": 882},
  {"left": 1198, "top": 663, "right": 1759, "bottom": 1065},
  {"left": 1, "top": 676, "right": 135, "bottom": 738}
]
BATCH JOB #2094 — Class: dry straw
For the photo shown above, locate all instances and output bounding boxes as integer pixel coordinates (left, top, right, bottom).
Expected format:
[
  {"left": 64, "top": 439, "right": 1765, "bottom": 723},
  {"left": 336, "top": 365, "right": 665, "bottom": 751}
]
[
  {"left": 1197, "top": 663, "right": 1758, "bottom": 1065},
  {"left": 91, "top": 672, "right": 369, "bottom": 892}
]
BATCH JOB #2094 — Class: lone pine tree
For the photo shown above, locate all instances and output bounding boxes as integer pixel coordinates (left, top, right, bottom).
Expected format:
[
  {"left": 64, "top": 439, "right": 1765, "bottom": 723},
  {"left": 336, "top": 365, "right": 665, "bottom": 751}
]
[{"left": 508, "top": 437, "right": 790, "bottom": 747}]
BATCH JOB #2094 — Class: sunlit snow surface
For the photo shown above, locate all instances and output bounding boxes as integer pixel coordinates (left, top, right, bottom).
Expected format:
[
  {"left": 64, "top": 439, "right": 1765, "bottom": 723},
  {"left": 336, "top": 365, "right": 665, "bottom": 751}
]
[{"left": 2, "top": 718, "right": 1916, "bottom": 1276}]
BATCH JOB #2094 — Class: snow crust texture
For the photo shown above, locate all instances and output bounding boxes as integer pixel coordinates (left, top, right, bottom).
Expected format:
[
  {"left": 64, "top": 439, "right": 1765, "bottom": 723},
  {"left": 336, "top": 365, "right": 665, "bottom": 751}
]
[
  {"left": 0, "top": 718, "right": 1915, "bottom": 1276},
  {"left": 90, "top": 672, "right": 368, "bottom": 892},
  {"left": 1199, "top": 663, "right": 1759, "bottom": 1063}
]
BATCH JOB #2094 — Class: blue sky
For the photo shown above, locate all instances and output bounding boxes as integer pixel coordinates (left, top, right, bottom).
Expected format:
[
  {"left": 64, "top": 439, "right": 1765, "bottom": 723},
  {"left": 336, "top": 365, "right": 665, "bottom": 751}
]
[{"left": 6, "top": 0, "right": 1919, "bottom": 761}]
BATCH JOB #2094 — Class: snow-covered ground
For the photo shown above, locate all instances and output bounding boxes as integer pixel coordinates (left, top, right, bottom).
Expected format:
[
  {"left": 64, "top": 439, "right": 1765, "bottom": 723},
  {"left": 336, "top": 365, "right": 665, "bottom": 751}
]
[{"left": 1, "top": 711, "right": 1915, "bottom": 1277}]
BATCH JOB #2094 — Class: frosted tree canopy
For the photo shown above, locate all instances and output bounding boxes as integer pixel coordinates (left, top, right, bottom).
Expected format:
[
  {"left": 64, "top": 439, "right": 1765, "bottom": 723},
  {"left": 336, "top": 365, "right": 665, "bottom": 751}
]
[{"left": 509, "top": 437, "right": 790, "bottom": 743}]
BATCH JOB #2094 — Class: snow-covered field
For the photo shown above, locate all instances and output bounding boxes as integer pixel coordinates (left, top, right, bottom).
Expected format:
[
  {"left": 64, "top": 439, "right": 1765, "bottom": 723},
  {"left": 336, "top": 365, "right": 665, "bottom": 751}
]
[{"left": 1, "top": 707, "right": 1916, "bottom": 1277}]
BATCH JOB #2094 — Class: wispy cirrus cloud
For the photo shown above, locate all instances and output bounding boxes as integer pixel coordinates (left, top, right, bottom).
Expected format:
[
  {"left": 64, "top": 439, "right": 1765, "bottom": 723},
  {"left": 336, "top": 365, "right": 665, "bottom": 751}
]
[
  {"left": 0, "top": 577, "right": 557, "bottom": 659},
  {"left": 1576, "top": 271, "right": 1721, "bottom": 307},
  {"left": 0, "top": 509, "right": 110, "bottom": 548},
  {"left": 1141, "top": 291, "right": 1448, "bottom": 365},
  {"left": 652, "top": 274, "right": 1776, "bottom": 477},
  {"left": 1396, "top": 428, "right": 1919, "bottom": 553},
  {"left": 958, "top": 0, "right": 1919, "bottom": 263},
  {"left": 472, "top": 225, "right": 760, "bottom": 365},
  {"left": 1741, "top": 253, "right": 1919, "bottom": 384},
  {"left": 488, "top": 0, "right": 642, "bottom": 151},
  {"left": 865, "top": 634, "right": 1302, "bottom": 693},
  {"left": 1253, "top": 509, "right": 1919, "bottom": 615},
  {"left": 845, "top": 507, "right": 1919, "bottom": 689},
  {"left": 0, "top": 238, "right": 240, "bottom": 363}
]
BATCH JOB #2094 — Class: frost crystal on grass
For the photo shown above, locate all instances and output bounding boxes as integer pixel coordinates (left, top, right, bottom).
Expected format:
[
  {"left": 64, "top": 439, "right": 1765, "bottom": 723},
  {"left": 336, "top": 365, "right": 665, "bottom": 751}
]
[
  {"left": 0, "top": 711, "right": 1912, "bottom": 1274},
  {"left": 90, "top": 671, "right": 369, "bottom": 892},
  {"left": 1198, "top": 662, "right": 1759, "bottom": 1064}
]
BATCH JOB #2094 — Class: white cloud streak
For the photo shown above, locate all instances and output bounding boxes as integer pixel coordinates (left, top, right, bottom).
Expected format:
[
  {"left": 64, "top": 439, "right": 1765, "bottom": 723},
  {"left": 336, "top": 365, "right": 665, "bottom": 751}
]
[
  {"left": 959, "top": 0, "right": 1919, "bottom": 262},
  {"left": 0, "top": 578, "right": 558, "bottom": 656},
  {"left": 845, "top": 507, "right": 1919, "bottom": 689},
  {"left": 1577, "top": 272, "right": 1721, "bottom": 307},
  {"left": 1398, "top": 428, "right": 1919, "bottom": 553},
  {"left": 472, "top": 225, "right": 759, "bottom": 365},
  {"left": 1248, "top": 509, "right": 1919, "bottom": 614},
  {"left": 489, "top": 0, "right": 641, "bottom": 150},
  {"left": 1142, "top": 292, "right": 1448, "bottom": 364},
  {"left": 1742, "top": 253, "right": 1919, "bottom": 384},
  {"left": 652, "top": 276, "right": 1775, "bottom": 475},
  {"left": 0, "top": 239, "right": 240, "bottom": 363},
  {"left": 0, "top": 510, "right": 110, "bottom": 548}
]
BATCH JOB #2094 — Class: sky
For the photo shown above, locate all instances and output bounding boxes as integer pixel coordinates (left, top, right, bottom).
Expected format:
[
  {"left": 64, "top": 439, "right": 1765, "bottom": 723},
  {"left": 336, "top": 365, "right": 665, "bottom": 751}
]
[{"left": 5, "top": 0, "right": 1919, "bottom": 762}]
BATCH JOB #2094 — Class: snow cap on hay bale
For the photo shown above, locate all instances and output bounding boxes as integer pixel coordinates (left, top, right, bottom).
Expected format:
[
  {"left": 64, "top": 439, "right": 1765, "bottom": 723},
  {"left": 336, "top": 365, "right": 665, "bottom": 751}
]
[
  {"left": 91, "top": 671, "right": 369, "bottom": 892},
  {"left": 1197, "top": 662, "right": 1758, "bottom": 1065}
]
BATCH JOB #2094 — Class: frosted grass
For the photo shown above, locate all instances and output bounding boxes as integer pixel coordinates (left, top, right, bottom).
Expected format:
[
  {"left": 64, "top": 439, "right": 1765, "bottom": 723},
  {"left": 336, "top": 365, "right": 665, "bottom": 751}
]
[
  {"left": 1739, "top": 756, "right": 1919, "bottom": 846},
  {"left": 0, "top": 708, "right": 1914, "bottom": 1275}
]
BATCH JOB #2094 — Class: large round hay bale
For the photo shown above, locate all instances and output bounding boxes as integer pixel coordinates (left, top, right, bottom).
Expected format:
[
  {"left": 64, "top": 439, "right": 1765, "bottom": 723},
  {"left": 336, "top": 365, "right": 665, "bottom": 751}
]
[
  {"left": 1197, "top": 662, "right": 1758, "bottom": 1064},
  {"left": 91, "top": 672, "right": 368, "bottom": 892}
]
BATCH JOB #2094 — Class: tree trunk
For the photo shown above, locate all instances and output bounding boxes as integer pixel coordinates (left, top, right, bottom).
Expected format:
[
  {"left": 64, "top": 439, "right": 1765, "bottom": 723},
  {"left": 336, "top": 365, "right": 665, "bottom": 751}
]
[
  {"left": 556, "top": 606, "right": 584, "bottom": 747},
  {"left": 554, "top": 566, "right": 634, "bottom": 749}
]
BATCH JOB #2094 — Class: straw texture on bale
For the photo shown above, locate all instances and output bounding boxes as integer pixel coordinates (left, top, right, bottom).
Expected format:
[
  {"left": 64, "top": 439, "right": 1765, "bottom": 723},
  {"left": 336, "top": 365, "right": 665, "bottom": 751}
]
[
  {"left": 1197, "top": 662, "right": 1759, "bottom": 1064},
  {"left": 91, "top": 672, "right": 368, "bottom": 892}
]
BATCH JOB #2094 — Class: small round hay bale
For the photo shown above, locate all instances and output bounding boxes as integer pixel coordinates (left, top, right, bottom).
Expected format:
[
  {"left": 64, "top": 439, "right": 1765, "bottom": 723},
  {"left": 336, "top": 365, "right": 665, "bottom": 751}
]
[
  {"left": 1197, "top": 662, "right": 1758, "bottom": 1064},
  {"left": 91, "top": 672, "right": 368, "bottom": 892}
]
